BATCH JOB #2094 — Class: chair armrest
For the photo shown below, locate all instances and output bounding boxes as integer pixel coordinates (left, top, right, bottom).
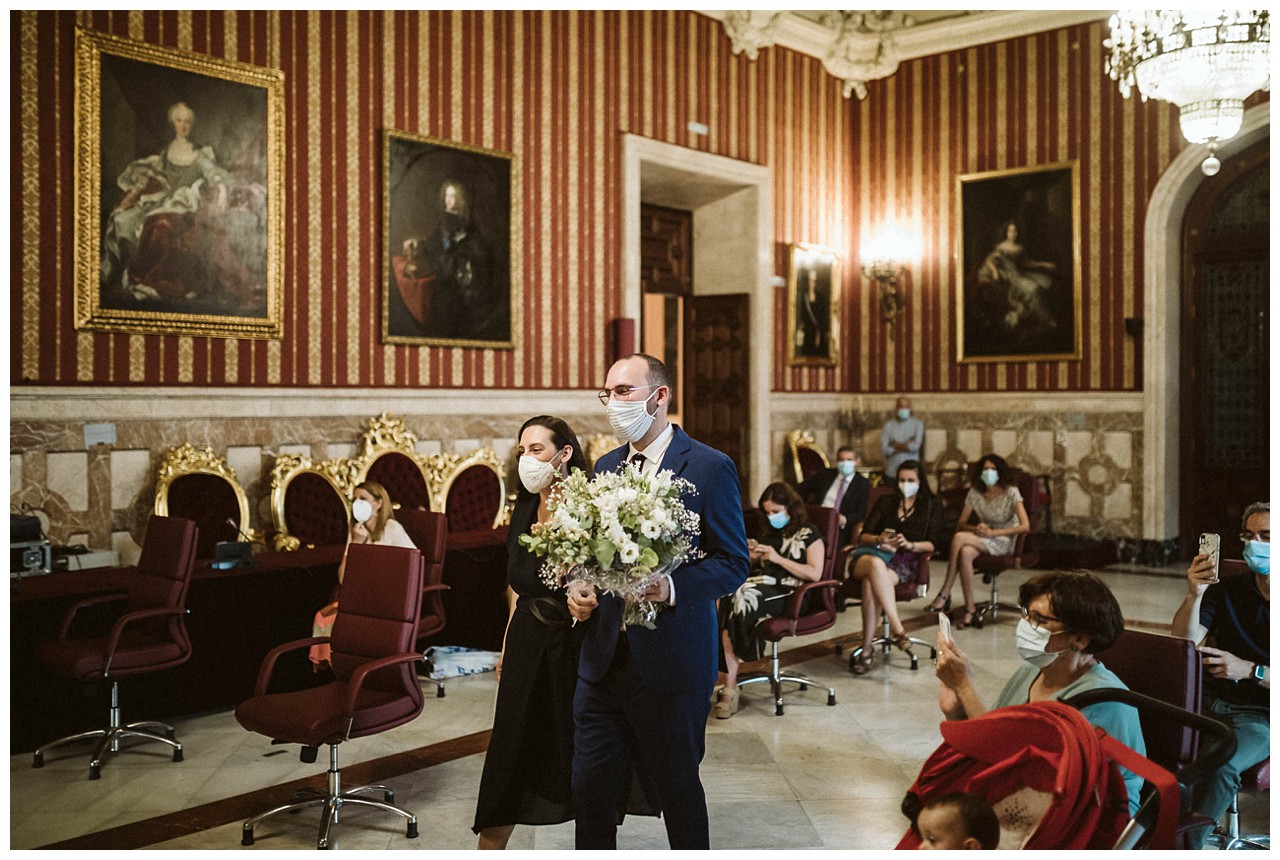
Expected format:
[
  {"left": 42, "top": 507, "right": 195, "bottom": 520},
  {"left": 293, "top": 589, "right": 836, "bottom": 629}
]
[
  {"left": 339, "top": 652, "right": 426, "bottom": 735},
  {"left": 833, "top": 545, "right": 858, "bottom": 583},
  {"left": 100, "top": 606, "right": 187, "bottom": 675},
  {"left": 422, "top": 583, "right": 450, "bottom": 594},
  {"left": 253, "top": 636, "right": 333, "bottom": 697},
  {"left": 58, "top": 592, "right": 129, "bottom": 638},
  {"left": 781, "top": 578, "right": 839, "bottom": 620}
]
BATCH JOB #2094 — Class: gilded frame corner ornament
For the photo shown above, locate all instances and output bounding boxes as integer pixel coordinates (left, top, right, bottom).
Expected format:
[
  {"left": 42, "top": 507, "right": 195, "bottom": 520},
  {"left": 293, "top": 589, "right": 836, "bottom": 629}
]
[
  {"left": 785, "top": 242, "right": 841, "bottom": 367},
  {"left": 955, "top": 160, "right": 1083, "bottom": 364},
  {"left": 153, "top": 443, "right": 252, "bottom": 533},
  {"left": 74, "top": 28, "right": 285, "bottom": 340},
  {"left": 381, "top": 128, "right": 520, "bottom": 350}
]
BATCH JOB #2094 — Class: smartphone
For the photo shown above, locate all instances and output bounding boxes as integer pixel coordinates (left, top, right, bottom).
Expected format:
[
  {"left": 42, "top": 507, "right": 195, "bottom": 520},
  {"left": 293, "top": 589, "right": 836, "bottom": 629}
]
[
  {"left": 1198, "top": 533, "right": 1221, "bottom": 583},
  {"left": 937, "top": 611, "right": 953, "bottom": 643}
]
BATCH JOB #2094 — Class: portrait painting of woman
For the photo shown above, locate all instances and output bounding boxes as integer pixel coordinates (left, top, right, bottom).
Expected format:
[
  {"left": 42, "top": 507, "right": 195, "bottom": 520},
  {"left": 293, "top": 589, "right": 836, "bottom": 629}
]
[{"left": 76, "top": 30, "right": 283, "bottom": 338}]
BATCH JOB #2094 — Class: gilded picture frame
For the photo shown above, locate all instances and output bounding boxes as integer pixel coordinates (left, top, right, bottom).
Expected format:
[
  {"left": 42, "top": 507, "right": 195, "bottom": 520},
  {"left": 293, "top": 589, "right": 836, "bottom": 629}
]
[
  {"left": 956, "top": 161, "right": 1082, "bottom": 363},
  {"left": 785, "top": 242, "right": 840, "bottom": 367},
  {"left": 382, "top": 129, "right": 519, "bottom": 349},
  {"left": 74, "top": 28, "right": 284, "bottom": 339}
]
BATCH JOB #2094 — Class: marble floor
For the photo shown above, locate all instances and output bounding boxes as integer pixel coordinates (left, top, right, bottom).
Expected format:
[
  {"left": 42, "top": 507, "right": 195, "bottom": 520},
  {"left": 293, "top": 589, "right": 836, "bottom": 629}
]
[{"left": 10, "top": 564, "right": 1269, "bottom": 851}]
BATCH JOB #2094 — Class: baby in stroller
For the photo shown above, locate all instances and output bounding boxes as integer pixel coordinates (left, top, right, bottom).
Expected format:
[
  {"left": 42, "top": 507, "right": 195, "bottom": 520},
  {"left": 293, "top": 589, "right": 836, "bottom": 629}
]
[{"left": 914, "top": 792, "right": 1000, "bottom": 850}]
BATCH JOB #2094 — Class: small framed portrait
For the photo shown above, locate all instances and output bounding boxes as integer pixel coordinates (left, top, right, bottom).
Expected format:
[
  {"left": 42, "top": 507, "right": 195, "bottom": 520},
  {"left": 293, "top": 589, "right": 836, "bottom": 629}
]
[
  {"left": 956, "top": 161, "right": 1082, "bottom": 363},
  {"left": 382, "top": 130, "right": 518, "bottom": 348},
  {"left": 786, "top": 242, "right": 840, "bottom": 366},
  {"left": 74, "top": 28, "right": 285, "bottom": 339}
]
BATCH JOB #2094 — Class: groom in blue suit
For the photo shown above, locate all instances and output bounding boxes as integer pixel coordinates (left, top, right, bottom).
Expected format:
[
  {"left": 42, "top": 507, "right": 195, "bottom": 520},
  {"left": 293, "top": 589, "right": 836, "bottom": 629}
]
[{"left": 568, "top": 353, "right": 749, "bottom": 849}]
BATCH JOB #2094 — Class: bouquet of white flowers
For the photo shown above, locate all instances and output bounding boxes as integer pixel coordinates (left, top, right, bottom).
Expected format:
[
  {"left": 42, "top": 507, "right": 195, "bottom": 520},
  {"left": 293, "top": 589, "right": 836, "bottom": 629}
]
[{"left": 519, "top": 461, "right": 701, "bottom": 628}]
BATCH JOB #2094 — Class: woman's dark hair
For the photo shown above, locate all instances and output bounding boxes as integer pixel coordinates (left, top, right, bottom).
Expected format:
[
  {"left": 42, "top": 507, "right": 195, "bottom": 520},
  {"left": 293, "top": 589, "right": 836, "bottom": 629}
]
[
  {"left": 514, "top": 415, "right": 587, "bottom": 500},
  {"left": 970, "top": 453, "right": 1013, "bottom": 490},
  {"left": 1018, "top": 571, "right": 1125, "bottom": 654},
  {"left": 894, "top": 460, "right": 933, "bottom": 499},
  {"left": 757, "top": 481, "right": 809, "bottom": 538}
]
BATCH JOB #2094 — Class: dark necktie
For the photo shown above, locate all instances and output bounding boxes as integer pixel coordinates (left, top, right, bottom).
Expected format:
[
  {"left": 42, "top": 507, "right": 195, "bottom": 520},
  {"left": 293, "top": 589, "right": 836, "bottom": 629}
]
[{"left": 630, "top": 452, "right": 646, "bottom": 470}]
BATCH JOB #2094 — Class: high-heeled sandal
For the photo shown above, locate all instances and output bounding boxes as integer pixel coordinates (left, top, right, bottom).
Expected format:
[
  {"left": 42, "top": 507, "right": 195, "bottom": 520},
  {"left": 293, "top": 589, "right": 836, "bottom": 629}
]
[
  {"left": 924, "top": 595, "right": 951, "bottom": 614},
  {"left": 953, "top": 609, "right": 976, "bottom": 630},
  {"left": 891, "top": 632, "right": 915, "bottom": 657},
  {"left": 851, "top": 653, "right": 875, "bottom": 675},
  {"left": 713, "top": 687, "right": 741, "bottom": 719}
]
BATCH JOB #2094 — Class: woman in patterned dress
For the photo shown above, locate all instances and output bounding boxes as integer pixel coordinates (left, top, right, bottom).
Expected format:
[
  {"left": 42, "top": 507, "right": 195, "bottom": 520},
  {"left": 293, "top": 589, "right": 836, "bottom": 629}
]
[
  {"left": 927, "top": 453, "right": 1029, "bottom": 629},
  {"left": 714, "top": 482, "right": 826, "bottom": 718}
]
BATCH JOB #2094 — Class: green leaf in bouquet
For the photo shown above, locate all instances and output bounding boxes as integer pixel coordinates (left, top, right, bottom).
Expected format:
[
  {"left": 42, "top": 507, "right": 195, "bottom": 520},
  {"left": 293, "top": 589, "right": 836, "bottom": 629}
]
[
  {"left": 638, "top": 545, "right": 659, "bottom": 569},
  {"left": 593, "top": 539, "right": 617, "bottom": 570}
]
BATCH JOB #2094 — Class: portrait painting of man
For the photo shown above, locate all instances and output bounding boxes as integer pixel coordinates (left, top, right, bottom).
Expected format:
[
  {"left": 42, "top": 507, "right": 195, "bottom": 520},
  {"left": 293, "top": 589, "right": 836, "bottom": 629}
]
[{"left": 786, "top": 243, "right": 840, "bottom": 366}]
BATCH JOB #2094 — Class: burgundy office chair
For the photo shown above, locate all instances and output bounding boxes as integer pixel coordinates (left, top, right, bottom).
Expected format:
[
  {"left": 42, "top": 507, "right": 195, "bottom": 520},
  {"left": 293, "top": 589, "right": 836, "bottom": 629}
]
[
  {"left": 395, "top": 507, "right": 450, "bottom": 697},
  {"left": 235, "top": 543, "right": 426, "bottom": 849},
  {"left": 735, "top": 504, "right": 841, "bottom": 716},
  {"left": 32, "top": 515, "right": 198, "bottom": 779},
  {"left": 833, "top": 486, "right": 936, "bottom": 671},
  {"left": 971, "top": 469, "right": 1042, "bottom": 629}
]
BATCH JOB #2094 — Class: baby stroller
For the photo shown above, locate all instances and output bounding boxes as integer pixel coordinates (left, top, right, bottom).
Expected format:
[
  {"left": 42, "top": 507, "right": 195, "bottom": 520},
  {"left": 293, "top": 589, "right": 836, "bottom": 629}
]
[{"left": 897, "top": 691, "right": 1235, "bottom": 849}]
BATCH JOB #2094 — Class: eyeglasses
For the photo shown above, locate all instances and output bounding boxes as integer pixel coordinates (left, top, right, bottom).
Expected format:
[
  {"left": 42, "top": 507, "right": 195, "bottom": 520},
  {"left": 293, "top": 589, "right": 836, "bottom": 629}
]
[
  {"left": 1020, "top": 606, "right": 1066, "bottom": 629},
  {"left": 1240, "top": 530, "right": 1271, "bottom": 543},
  {"left": 596, "top": 384, "right": 657, "bottom": 406}
]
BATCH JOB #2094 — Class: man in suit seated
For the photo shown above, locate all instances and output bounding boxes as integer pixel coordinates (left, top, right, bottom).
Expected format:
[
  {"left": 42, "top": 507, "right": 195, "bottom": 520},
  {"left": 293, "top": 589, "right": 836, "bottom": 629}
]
[
  {"left": 568, "top": 353, "right": 750, "bottom": 849},
  {"left": 798, "top": 445, "right": 869, "bottom": 548}
]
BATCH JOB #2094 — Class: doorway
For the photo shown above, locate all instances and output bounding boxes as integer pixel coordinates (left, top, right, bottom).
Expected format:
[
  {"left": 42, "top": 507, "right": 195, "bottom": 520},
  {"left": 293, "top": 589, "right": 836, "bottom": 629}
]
[{"left": 1178, "top": 138, "right": 1270, "bottom": 552}]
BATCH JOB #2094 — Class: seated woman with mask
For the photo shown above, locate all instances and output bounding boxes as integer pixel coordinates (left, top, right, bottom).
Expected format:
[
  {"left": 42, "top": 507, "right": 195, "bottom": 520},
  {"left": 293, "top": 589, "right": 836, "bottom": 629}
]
[
  {"left": 934, "top": 570, "right": 1146, "bottom": 814},
  {"left": 714, "top": 482, "right": 826, "bottom": 719},
  {"left": 309, "top": 480, "right": 417, "bottom": 668}
]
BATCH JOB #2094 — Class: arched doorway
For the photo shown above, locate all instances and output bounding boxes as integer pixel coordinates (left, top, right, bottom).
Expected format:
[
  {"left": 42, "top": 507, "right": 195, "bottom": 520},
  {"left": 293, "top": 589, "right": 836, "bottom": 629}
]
[{"left": 1179, "top": 139, "right": 1270, "bottom": 550}]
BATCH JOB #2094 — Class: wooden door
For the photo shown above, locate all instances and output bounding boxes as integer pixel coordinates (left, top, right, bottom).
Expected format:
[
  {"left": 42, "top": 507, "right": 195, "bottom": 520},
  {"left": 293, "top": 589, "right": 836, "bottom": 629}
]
[
  {"left": 1179, "top": 140, "right": 1269, "bottom": 553},
  {"left": 682, "top": 294, "right": 750, "bottom": 498}
]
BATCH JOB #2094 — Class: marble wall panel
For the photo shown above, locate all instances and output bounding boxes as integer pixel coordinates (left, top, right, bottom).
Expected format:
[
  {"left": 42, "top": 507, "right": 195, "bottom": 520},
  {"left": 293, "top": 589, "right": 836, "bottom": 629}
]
[
  {"left": 47, "top": 452, "right": 88, "bottom": 512},
  {"left": 325, "top": 443, "right": 357, "bottom": 461},
  {"left": 923, "top": 429, "right": 948, "bottom": 464},
  {"left": 226, "top": 446, "right": 264, "bottom": 494},
  {"left": 11, "top": 454, "right": 22, "bottom": 499},
  {"left": 110, "top": 450, "right": 152, "bottom": 510},
  {"left": 112, "top": 530, "right": 142, "bottom": 567},
  {"left": 1065, "top": 431, "right": 1093, "bottom": 468},
  {"left": 450, "top": 438, "right": 482, "bottom": 455},
  {"left": 415, "top": 441, "right": 442, "bottom": 456},
  {"left": 991, "top": 430, "right": 1017, "bottom": 459},
  {"left": 1105, "top": 432, "right": 1133, "bottom": 470},
  {"left": 956, "top": 430, "right": 983, "bottom": 461},
  {"left": 1065, "top": 480, "right": 1093, "bottom": 518},
  {"left": 1105, "top": 483, "right": 1133, "bottom": 521},
  {"left": 1028, "top": 431, "right": 1054, "bottom": 468},
  {"left": 279, "top": 444, "right": 312, "bottom": 458},
  {"left": 69, "top": 532, "right": 89, "bottom": 547}
]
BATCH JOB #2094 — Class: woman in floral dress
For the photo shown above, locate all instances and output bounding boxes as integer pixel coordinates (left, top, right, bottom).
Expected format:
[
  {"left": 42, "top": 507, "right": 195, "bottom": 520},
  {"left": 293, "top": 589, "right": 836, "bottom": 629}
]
[{"left": 714, "top": 482, "right": 825, "bottom": 718}]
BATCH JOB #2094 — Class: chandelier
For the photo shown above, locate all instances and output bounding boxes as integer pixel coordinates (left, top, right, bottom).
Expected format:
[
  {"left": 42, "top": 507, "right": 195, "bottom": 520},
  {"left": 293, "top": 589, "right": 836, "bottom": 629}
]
[{"left": 1105, "top": 10, "right": 1270, "bottom": 175}]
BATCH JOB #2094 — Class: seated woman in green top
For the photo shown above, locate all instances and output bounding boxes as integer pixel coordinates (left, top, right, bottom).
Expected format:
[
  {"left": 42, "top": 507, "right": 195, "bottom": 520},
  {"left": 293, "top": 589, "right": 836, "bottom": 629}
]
[{"left": 934, "top": 570, "right": 1147, "bottom": 814}]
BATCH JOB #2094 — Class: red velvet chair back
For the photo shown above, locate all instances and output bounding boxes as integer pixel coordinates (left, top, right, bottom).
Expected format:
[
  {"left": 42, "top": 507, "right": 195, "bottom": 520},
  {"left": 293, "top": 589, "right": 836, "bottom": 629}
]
[
  {"left": 365, "top": 452, "right": 433, "bottom": 512},
  {"left": 395, "top": 508, "right": 449, "bottom": 643},
  {"left": 283, "top": 472, "right": 350, "bottom": 547},
  {"left": 1096, "top": 628, "right": 1202, "bottom": 772},
  {"left": 164, "top": 473, "right": 240, "bottom": 558},
  {"left": 330, "top": 544, "right": 425, "bottom": 711},
  {"left": 127, "top": 515, "right": 199, "bottom": 647},
  {"left": 443, "top": 464, "right": 502, "bottom": 533}
]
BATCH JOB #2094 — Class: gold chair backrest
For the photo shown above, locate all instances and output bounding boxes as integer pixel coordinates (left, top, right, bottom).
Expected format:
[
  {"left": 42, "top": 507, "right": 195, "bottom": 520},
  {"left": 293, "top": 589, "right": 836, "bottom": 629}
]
[
  {"left": 154, "top": 444, "right": 252, "bottom": 556},
  {"left": 785, "top": 429, "right": 830, "bottom": 485}
]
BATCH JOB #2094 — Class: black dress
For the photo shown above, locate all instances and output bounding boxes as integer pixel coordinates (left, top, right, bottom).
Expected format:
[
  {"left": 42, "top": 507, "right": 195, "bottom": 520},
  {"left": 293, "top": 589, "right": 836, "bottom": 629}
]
[
  {"left": 719, "top": 524, "right": 821, "bottom": 662},
  {"left": 472, "top": 494, "right": 580, "bottom": 832}
]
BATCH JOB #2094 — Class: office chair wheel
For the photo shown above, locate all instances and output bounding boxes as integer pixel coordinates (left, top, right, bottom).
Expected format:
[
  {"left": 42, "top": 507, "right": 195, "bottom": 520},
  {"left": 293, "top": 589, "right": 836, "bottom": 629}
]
[
  {"left": 834, "top": 642, "right": 844, "bottom": 656},
  {"left": 436, "top": 686, "right": 445, "bottom": 698},
  {"left": 827, "top": 691, "right": 836, "bottom": 706},
  {"left": 89, "top": 763, "right": 101, "bottom": 780},
  {"left": 775, "top": 703, "right": 785, "bottom": 716},
  {"left": 971, "top": 616, "right": 985, "bottom": 630},
  {"left": 909, "top": 653, "right": 919, "bottom": 671},
  {"left": 242, "top": 827, "right": 255, "bottom": 846},
  {"left": 32, "top": 752, "right": 43, "bottom": 768},
  {"left": 166, "top": 728, "right": 176, "bottom": 740},
  {"left": 384, "top": 789, "right": 395, "bottom": 803},
  {"left": 407, "top": 821, "right": 419, "bottom": 839},
  {"left": 173, "top": 746, "right": 183, "bottom": 762},
  {"left": 799, "top": 682, "right": 809, "bottom": 691}
]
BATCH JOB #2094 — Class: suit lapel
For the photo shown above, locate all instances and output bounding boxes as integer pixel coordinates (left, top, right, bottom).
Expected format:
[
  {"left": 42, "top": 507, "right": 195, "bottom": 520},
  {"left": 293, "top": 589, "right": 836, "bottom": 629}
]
[{"left": 662, "top": 425, "right": 693, "bottom": 479}]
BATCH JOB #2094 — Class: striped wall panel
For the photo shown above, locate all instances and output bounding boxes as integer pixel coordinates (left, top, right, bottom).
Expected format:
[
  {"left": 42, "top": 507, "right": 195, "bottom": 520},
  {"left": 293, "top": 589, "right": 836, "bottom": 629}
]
[{"left": 9, "top": 12, "right": 1263, "bottom": 394}]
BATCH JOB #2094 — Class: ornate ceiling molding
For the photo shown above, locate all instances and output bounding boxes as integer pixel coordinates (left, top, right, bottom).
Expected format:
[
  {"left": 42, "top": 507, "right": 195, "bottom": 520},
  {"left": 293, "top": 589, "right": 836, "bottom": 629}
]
[{"left": 705, "top": 10, "right": 1113, "bottom": 98}]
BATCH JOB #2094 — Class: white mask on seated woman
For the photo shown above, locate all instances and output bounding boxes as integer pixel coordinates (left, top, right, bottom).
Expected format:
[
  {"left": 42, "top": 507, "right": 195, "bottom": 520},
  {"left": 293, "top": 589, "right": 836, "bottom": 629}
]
[{"left": 352, "top": 498, "right": 374, "bottom": 524}]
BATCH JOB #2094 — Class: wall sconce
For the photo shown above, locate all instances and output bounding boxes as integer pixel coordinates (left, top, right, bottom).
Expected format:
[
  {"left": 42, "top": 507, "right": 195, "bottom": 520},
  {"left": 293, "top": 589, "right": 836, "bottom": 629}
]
[{"left": 860, "top": 225, "right": 919, "bottom": 337}]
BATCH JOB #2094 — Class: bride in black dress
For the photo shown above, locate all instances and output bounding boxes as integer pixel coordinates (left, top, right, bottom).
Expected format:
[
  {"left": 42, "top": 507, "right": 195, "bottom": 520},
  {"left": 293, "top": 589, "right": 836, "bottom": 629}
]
[{"left": 472, "top": 415, "right": 588, "bottom": 849}]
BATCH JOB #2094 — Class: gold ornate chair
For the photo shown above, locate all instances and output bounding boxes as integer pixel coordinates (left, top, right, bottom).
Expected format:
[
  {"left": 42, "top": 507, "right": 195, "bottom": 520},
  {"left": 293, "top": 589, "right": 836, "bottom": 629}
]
[
  {"left": 785, "top": 429, "right": 830, "bottom": 486},
  {"left": 269, "top": 454, "right": 356, "bottom": 550},
  {"left": 585, "top": 432, "right": 622, "bottom": 468},
  {"left": 437, "top": 448, "right": 507, "bottom": 540},
  {"left": 154, "top": 444, "right": 252, "bottom": 559},
  {"left": 348, "top": 413, "right": 439, "bottom": 513}
]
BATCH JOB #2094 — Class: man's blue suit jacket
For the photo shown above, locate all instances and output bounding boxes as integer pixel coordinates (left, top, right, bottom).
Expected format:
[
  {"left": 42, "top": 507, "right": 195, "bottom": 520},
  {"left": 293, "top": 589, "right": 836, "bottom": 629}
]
[{"left": 579, "top": 425, "right": 750, "bottom": 693}]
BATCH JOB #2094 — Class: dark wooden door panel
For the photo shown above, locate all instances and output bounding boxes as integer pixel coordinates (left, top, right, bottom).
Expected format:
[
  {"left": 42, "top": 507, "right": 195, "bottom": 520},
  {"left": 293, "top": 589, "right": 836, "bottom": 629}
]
[
  {"left": 683, "top": 294, "right": 750, "bottom": 499},
  {"left": 640, "top": 203, "right": 692, "bottom": 296}
]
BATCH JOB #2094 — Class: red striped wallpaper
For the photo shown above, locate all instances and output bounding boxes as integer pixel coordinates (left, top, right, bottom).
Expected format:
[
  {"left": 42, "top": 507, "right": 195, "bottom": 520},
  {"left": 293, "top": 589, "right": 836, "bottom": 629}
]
[{"left": 9, "top": 12, "right": 1263, "bottom": 394}]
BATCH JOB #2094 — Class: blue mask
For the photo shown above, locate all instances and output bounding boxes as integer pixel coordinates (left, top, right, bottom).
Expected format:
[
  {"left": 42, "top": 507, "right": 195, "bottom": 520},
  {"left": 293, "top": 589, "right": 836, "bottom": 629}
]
[
  {"left": 896, "top": 408, "right": 911, "bottom": 421},
  {"left": 982, "top": 468, "right": 1000, "bottom": 487},
  {"left": 1243, "top": 540, "right": 1270, "bottom": 576},
  {"left": 767, "top": 511, "right": 790, "bottom": 530},
  {"left": 837, "top": 460, "right": 856, "bottom": 477}
]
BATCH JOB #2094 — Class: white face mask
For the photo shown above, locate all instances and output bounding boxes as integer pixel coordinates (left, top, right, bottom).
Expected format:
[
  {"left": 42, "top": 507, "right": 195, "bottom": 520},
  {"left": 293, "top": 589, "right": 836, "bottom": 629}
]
[
  {"left": 1014, "top": 618, "right": 1067, "bottom": 668},
  {"left": 899, "top": 480, "right": 919, "bottom": 499},
  {"left": 606, "top": 388, "right": 659, "bottom": 443},
  {"left": 518, "top": 451, "right": 564, "bottom": 494},
  {"left": 352, "top": 498, "right": 374, "bottom": 524}
]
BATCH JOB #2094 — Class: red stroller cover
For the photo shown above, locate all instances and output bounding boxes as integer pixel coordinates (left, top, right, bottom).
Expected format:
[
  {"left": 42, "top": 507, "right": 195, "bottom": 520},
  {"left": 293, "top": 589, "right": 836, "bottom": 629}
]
[{"left": 897, "top": 701, "right": 1178, "bottom": 849}]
